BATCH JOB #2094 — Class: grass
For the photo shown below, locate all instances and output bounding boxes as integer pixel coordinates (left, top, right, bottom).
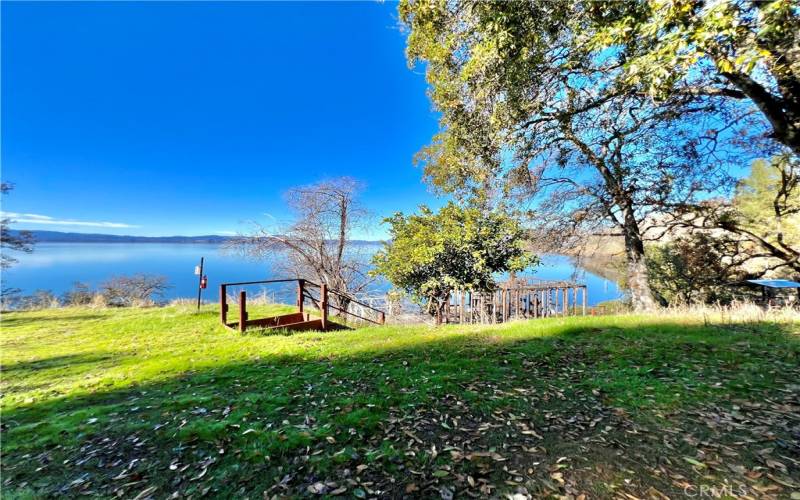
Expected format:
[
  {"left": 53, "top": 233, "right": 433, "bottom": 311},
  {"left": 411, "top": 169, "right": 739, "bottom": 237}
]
[{"left": 1, "top": 304, "right": 799, "bottom": 498}]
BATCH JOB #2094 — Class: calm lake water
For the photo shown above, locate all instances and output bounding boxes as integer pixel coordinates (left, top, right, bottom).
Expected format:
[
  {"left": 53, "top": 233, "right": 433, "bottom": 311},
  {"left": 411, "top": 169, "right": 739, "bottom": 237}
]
[{"left": 2, "top": 243, "right": 622, "bottom": 305}]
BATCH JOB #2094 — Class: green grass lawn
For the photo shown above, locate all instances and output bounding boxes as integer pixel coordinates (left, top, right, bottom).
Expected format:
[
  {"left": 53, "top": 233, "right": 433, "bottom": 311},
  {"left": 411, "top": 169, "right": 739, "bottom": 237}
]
[{"left": 2, "top": 305, "right": 799, "bottom": 499}]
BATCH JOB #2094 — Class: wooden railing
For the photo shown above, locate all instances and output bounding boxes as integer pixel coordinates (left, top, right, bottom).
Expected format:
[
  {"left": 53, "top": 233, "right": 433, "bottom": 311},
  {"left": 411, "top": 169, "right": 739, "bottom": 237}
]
[
  {"left": 219, "top": 278, "right": 385, "bottom": 332},
  {"left": 302, "top": 280, "right": 386, "bottom": 326}
]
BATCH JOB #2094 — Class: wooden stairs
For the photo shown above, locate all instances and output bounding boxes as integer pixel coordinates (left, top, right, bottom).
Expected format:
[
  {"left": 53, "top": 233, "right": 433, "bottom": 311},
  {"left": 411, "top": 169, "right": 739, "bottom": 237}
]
[
  {"left": 219, "top": 278, "right": 385, "bottom": 333},
  {"left": 238, "top": 312, "right": 324, "bottom": 332}
]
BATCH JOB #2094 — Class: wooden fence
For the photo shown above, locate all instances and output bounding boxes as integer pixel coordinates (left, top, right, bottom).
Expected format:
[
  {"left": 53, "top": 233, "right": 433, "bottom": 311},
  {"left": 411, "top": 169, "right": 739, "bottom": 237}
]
[{"left": 440, "top": 280, "right": 588, "bottom": 324}]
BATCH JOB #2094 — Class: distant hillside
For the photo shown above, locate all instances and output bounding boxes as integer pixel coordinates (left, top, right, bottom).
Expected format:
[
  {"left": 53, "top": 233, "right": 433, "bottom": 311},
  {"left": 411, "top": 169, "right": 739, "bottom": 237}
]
[
  {"left": 11, "top": 230, "right": 382, "bottom": 245},
  {"left": 13, "top": 230, "right": 231, "bottom": 243}
]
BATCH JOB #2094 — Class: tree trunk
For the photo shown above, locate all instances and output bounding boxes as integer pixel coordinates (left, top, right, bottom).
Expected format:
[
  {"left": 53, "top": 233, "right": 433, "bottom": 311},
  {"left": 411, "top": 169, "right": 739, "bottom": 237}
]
[
  {"left": 621, "top": 212, "right": 659, "bottom": 311},
  {"left": 721, "top": 70, "right": 800, "bottom": 156}
]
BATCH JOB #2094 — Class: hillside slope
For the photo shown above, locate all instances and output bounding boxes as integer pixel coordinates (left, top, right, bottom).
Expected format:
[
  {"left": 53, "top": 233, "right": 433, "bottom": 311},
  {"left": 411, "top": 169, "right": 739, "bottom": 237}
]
[{"left": 2, "top": 306, "right": 799, "bottom": 498}]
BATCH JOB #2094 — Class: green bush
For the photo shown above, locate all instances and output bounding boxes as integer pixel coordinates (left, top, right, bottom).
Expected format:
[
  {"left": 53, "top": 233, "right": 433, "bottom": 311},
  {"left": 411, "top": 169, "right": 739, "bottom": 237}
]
[{"left": 646, "top": 233, "right": 739, "bottom": 305}]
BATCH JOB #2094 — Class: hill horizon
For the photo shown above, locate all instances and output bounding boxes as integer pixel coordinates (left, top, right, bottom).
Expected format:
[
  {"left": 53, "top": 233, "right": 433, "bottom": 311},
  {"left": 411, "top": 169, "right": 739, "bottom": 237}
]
[{"left": 10, "top": 229, "right": 383, "bottom": 245}]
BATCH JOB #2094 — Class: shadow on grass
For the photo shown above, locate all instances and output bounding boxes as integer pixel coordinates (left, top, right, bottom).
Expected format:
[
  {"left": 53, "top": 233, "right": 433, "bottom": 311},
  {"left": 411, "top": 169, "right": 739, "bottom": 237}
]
[
  {"left": 1, "top": 313, "right": 106, "bottom": 327},
  {"left": 2, "top": 319, "right": 798, "bottom": 498},
  {"left": 0, "top": 352, "right": 119, "bottom": 374},
  {"left": 240, "top": 319, "right": 353, "bottom": 337}
]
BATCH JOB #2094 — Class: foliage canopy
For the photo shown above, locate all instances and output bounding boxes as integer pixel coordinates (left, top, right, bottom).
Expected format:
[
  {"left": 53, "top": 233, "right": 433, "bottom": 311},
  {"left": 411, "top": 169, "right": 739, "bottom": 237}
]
[
  {"left": 372, "top": 203, "right": 534, "bottom": 319},
  {"left": 398, "top": 0, "right": 752, "bottom": 309}
]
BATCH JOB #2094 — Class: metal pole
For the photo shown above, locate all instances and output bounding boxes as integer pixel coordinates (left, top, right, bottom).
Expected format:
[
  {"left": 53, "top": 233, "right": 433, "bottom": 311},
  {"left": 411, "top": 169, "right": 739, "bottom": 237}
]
[
  {"left": 196, "top": 257, "right": 204, "bottom": 311},
  {"left": 239, "top": 290, "right": 247, "bottom": 333},
  {"left": 320, "top": 284, "right": 328, "bottom": 330},
  {"left": 220, "top": 284, "right": 227, "bottom": 325},
  {"left": 297, "top": 279, "right": 305, "bottom": 314}
]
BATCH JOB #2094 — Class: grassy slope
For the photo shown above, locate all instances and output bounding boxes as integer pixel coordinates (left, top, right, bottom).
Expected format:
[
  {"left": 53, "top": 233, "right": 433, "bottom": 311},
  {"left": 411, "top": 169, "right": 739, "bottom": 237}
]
[{"left": 1, "top": 306, "right": 799, "bottom": 498}]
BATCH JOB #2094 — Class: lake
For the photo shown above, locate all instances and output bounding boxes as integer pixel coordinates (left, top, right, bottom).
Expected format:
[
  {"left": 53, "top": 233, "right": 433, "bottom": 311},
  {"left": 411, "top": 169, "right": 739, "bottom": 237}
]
[{"left": 2, "top": 243, "right": 622, "bottom": 305}]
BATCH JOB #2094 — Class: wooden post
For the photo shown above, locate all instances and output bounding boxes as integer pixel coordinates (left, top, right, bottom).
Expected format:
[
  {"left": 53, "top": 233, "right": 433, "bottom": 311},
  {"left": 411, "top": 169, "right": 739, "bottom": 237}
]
[
  {"left": 524, "top": 292, "right": 530, "bottom": 318},
  {"left": 460, "top": 290, "right": 465, "bottom": 324},
  {"left": 541, "top": 290, "right": 545, "bottom": 317},
  {"left": 220, "top": 284, "right": 227, "bottom": 325},
  {"left": 446, "top": 292, "right": 451, "bottom": 324},
  {"left": 238, "top": 290, "right": 247, "bottom": 333},
  {"left": 320, "top": 284, "right": 328, "bottom": 330},
  {"left": 583, "top": 286, "right": 587, "bottom": 315},
  {"left": 541, "top": 290, "right": 546, "bottom": 317},
  {"left": 297, "top": 279, "right": 305, "bottom": 314},
  {"left": 572, "top": 287, "right": 577, "bottom": 315}
]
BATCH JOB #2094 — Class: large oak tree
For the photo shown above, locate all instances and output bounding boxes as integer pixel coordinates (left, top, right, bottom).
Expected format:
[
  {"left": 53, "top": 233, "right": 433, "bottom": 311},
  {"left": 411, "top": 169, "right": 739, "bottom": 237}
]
[
  {"left": 586, "top": 0, "right": 799, "bottom": 155},
  {"left": 399, "top": 0, "right": 743, "bottom": 309}
]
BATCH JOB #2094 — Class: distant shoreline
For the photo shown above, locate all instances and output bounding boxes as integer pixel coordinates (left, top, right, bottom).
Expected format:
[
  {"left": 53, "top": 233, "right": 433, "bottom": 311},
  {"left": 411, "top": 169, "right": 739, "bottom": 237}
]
[{"left": 9, "top": 230, "right": 383, "bottom": 245}]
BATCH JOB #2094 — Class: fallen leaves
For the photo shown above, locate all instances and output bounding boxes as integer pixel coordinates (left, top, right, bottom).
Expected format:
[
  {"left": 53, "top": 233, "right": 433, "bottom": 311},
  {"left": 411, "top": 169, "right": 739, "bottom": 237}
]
[{"left": 4, "top": 321, "right": 800, "bottom": 499}]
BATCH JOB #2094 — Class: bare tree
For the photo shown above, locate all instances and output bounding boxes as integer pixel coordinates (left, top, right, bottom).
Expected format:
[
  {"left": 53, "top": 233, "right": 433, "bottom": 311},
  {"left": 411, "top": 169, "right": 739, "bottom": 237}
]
[
  {"left": 669, "top": 155, "right": 800, "bottom": 275},
  {"left": 101, "top": 274, "right": 171, "bottom": 307},
  {"left": 507, "top": 88, "right": 742, "bottom": 310},
  {"left": 232, "top": 178, "right": 376, "bottom": 311},
  {"left": 1, "top": 183, "right": 34, "bottom": 269}
]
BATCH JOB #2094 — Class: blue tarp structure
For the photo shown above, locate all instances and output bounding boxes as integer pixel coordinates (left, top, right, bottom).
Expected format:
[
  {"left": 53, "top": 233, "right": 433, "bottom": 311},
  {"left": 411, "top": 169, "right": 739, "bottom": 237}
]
[
  {"left": 743, "top": 279, "right": 800, "bottom": 289},
  {"left": 732, "top": 279, "right": 800, "bottom": 305}
]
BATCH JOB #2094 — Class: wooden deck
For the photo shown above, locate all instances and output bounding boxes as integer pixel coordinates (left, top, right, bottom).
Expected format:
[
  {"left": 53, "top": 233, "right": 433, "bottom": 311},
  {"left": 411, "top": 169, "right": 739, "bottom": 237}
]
[{"left": 441, "top": 279, "right": 588, "bottom": 324}]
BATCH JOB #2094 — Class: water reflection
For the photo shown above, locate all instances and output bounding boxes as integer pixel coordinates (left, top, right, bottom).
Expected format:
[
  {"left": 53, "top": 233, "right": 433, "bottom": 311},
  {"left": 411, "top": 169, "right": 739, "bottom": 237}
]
[{"left": 3, "top": 244, "right": 622, "bottom": 305}]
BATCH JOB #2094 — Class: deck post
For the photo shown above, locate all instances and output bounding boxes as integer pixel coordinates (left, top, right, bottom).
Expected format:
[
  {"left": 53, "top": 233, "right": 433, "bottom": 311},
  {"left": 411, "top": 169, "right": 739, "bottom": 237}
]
[
  {"left": 445, "top": 292, "right": 451, "bottom": 323},
  {"left": 238, "top": 290, "right": 247, "bottom": 332},
  {"left": 220, "top": 284, "right": 228, "bottom": 325},
  {"left": 572, "top": 287, "right": 577, "bottom": 315},
  {"left": 320, "top": 284, "right": 328, "bottom": 330},
  {"left": 582, "top": 286, "right": 587, "bottom": 315},
  {"left": 297, "top": 279, "right": 305, "bottom": 313},
  {"left": 460, "top": 290, "right": 465, "bottom": 324},
  {"left": 541, "top": 290, "right": 546, "bottom": 317}
]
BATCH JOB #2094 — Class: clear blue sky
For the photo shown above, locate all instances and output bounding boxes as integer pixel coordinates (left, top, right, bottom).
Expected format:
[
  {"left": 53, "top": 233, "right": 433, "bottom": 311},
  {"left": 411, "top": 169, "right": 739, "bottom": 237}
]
[{"left": 1, "top": 1, "right": 441, "bottom": 239}]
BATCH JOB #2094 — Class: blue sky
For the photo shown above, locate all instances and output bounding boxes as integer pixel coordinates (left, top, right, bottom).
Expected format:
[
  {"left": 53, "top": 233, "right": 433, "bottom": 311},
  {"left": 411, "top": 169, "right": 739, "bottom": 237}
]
[{"left": 1, "top": 1, "right": 441, "bottom": 239}]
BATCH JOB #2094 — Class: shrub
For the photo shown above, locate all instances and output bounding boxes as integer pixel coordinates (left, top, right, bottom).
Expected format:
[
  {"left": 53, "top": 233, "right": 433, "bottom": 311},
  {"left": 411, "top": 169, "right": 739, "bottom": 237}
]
[
  {"left": 20, "top": 290, "right": 60, "bottom": 310},
  {"left": 62, "top": 282, "right": 96, "bottom": 306},
  {"left": 1, "top": 287, "right": 22, "bottom": 311},
  {"left": 100, "top": 274, "right": 171, "bottom": 307},
  {"left": 373, "top": 202, "right": 535, "bottom": 323},
  {"left": 646, "top": 233, "right": 740, "bottom": 306}
]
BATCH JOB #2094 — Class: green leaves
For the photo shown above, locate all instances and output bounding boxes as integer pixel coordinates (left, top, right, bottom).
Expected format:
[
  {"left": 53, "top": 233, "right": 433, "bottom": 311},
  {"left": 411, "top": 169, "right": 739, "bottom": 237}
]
[{"left": 372, "top": 202, "right": 535, "bottom": 312}]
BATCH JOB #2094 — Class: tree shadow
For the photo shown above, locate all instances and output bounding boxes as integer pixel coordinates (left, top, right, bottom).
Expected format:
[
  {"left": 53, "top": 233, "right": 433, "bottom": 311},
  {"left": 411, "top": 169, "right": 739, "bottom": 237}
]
[
  {"left": 1, "top": 313, "right": 106, "bottom": 327},
  {"left": 0, "top": 353, "right": 118, "bottom": 374},
  {"left": 2, "top": 319, "right": 798, "bottom": 498}
]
